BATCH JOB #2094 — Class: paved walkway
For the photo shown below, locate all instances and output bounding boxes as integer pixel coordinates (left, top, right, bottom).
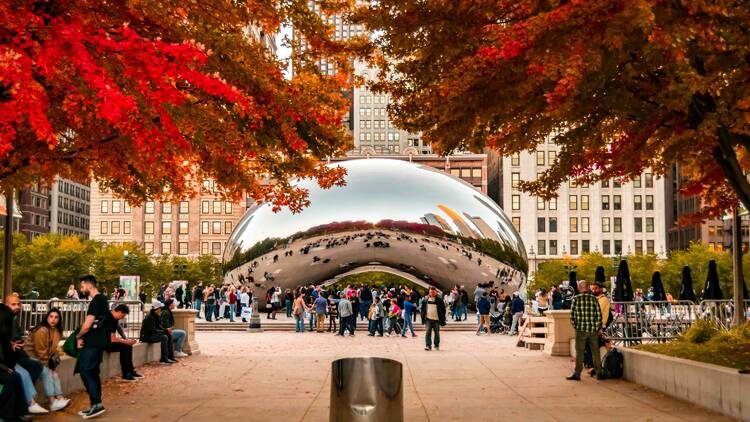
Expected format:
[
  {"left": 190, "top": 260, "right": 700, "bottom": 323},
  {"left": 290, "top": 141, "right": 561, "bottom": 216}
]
[{"left": 39, "top": 332, "right": 729, "bottom": 421}]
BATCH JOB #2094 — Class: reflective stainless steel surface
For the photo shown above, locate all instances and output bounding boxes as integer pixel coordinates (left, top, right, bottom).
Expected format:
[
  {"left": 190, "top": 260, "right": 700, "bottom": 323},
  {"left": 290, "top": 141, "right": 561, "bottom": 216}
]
[
  {"left": 330, "top": 357, "right": 403, "bottom": 422},
  {"left": 223, "top": 159, "right": 527, "bottom": 300}
]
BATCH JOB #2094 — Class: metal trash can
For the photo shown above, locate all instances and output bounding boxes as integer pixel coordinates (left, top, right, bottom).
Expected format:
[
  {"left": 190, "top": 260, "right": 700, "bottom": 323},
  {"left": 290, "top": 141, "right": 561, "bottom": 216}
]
[{"left": 330, "top": 357, "right": 403, "bottom": 422}]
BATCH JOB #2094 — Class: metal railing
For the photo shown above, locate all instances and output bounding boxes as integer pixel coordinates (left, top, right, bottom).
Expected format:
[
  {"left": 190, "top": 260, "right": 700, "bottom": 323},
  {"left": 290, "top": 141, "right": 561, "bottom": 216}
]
[
  {"left": 19, "top": 299, "right": 144, "bottom": 339},
  {"left": 698, "top": 299, "right": 750, "bottom": 330}
]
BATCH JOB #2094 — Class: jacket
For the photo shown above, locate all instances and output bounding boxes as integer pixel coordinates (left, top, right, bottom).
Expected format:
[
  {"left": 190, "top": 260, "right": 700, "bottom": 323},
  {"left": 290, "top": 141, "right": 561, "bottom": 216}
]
[
  {"left": 420, "top": 296, "right": 447, "bottom": 326},
  {"left": 23, "top": 325, "right": 62, "bottom": 364},
  {"left": 0, "top": 304, "right": 16, "bottom": 368},
  {"left": 511, "top": 297, "right": 525, "bottom": 314},
  {"left": 140, "top": 310, "right": 165, "bottom": 339},
  {"left": 160, "top": 308, "right": 175, "bottom": 329}
]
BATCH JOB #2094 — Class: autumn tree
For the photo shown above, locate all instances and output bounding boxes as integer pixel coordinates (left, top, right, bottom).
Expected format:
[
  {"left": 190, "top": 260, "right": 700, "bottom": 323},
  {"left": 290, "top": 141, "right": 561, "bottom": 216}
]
[
  {"left": 353, "top": 1, "right": 750, "bottom": 218},
  {"left": 1, "top": 0, "right": 362, "bottom": 211}
]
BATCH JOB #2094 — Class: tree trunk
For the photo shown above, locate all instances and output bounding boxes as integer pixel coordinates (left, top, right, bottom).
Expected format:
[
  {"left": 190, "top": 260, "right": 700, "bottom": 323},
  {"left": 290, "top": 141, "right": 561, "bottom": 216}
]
[
  {"left": 3, "top": 190, "right": 13, "bottom": 297},
  {"left": 714, "top": 126, "right": 750, "bottom": 213},
  {"left": 732, "top": 209, "right": 746, "bottom": 327}
]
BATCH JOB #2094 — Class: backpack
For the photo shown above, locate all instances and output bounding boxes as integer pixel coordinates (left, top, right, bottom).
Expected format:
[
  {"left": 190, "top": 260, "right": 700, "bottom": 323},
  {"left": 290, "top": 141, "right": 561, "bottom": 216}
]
[
  {"left": 602, "top": 348, "right": 624, "bottom": 379},
  {"left": 63, "top": 327, "right": 81, "bottom": 358},
  {"left": 605, "top": 309, "right": 615, "bottom": 329}
]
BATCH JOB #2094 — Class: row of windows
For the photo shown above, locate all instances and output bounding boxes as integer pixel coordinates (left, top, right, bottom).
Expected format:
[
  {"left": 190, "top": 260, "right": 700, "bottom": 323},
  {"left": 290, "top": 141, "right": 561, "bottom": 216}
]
[
  {"left": 358, "top": 108, "right": 387, "bottom": 118},
  {"left": 515, "top": 215, "right": 656, "bottom": 234},
  {"left": 510, "top": 194, "right": 655, "bottom": 211},
  {"left": 100, "top": 221, "right": 132, "bottom": 235},
  {"left": 509, "top": 157, "right": 655, "bottom": 188},
  {"left": 534, "top": 239, "right": 656, "bottom": 256},
  {"left": 358, "top": 132, "right": 401, "bottom": 142},
  {"left": 100, "top": 200, "right": 131, "bottom": 214},
  {"left": 59, "top": 181, "right": 89, "bottom": 200},
  {"left": 58, "top": 196, "right": 89, "bottom": 214},
  {"left": 360, "top": 120, "right": 391, "bottom": 130},
  {"left": 143, "top": 241, "right": 224, "bottom": 256},
  {"left": 449, "top": 168, "right": 482, "bottom": 179},
  {"left": 360, "top": 94, "right": 388, "bottom": 105},
  {"left": 138, "top": 220, "right": 234, "bottom": 235},
  {"left": 57, "top": 212, "right": 89, "bottom": 229}
]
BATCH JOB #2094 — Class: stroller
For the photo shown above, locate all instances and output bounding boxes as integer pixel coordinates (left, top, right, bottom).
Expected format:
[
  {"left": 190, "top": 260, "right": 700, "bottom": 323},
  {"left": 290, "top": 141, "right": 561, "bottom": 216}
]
[{"left": 489, "top": 312, "right": 507, "bottom": 334}]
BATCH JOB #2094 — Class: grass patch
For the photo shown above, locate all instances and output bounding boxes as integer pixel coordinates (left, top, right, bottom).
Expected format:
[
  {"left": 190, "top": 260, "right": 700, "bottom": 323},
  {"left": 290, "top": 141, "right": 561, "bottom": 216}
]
[{"left": 635, "top": 320, "right": 750, "bottom": 371}]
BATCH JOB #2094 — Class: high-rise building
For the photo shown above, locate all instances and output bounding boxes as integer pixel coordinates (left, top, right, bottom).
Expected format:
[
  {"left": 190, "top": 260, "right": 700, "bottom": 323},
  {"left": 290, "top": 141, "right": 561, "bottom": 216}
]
[
  {"left": 502, "top": 146, "right": 668, "bottom": 273},
  {"left": 90, "top": 180, "right": 247, "bottom": 258},
  {"left": 18, "top": 183, "right": 51, "bottom": 241},
  {"left": 49, "top": 177, "right": 91, "bottom": 239}
]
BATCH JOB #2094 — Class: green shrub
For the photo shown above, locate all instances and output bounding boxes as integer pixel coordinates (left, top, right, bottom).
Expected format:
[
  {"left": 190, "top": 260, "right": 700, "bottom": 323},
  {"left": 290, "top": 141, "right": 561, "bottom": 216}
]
[{"left": 681, "top": 319, "right": 720, "bottom": 344}]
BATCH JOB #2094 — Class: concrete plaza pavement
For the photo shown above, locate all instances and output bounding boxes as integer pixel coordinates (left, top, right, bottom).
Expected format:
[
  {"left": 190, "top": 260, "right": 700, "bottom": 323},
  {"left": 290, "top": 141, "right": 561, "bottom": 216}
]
[{"left": 38, "top": 331, "right": 730, "bottom": 422}]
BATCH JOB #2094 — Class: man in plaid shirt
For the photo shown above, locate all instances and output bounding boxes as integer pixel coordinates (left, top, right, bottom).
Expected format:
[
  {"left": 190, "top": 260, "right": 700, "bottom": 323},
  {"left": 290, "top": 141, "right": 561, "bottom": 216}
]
[{"left": 567, "top": 280, "right": 603, "bottom": 380}]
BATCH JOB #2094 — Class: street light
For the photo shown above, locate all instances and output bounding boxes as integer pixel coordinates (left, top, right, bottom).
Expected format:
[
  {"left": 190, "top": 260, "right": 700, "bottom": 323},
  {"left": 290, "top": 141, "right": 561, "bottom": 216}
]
[{"left": 528, "top": 246, "right": 537, "bottom": 274}]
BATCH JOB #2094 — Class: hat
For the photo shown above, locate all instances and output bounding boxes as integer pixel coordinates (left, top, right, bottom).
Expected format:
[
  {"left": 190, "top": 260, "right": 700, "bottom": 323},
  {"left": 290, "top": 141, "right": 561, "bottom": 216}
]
[
  {"left": 594, "top": 281, "right": 605, "bottom": 288},
  {"left": 151, "top": 299, "right": 164, "bottom": 310}
]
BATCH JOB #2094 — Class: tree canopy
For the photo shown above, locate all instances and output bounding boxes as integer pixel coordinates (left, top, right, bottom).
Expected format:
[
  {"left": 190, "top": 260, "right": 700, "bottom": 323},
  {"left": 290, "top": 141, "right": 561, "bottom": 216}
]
[
  {"left": 354, "top": 1, "right": 750, "bottom": 219},
  {"left": 1, "top": 0, "right": 362, "bottom": 211}
]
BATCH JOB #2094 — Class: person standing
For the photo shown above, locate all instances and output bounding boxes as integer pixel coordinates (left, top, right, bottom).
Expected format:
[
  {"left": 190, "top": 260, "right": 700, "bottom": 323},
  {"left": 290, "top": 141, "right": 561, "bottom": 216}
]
[
  {"left": 284, "top": 289, "right": 294, "bottom": 318},
  {"left": 327, "top": 296, "right": 339, "bottom": 332},
  {"left": 386, "top": 299, "right": 401, "bottom": 336},
  {"left": 74, "top": 275, "right": 109, "bottom": 419},
  {"left": 567, "top": 281, "right": 604, "bottom": 381},
  {"left": 401, "top": 298, "right": 417, "bottom": 338},
  {"left": 420, "top": 287, "right": 446, "bottom": 351},
  {"left": 359, "top": 285, "right": 372, "bottom": 321},
  {"left": 204, "top": 286, "right": 215, "bottom": 322},
  {"left": 293, "top": 293, "right": 309, "bottom": 333},
  {"left": 313, "top": 294, "right": 328, "bottom": 333},
  {"left": 476, "top": 291, "right": 491, "bottom": 335},
  {"left": 508, "top": 293, "right": 525, "bottom": 336},
  {"left": 192, "top": 283, "right": 204, "bottom": 318},
  {"left": 459, "top": 286, "right": 469, "bottom": 321},
  {"left": 271, "top": 287, "right": 281, "bottom": 320},
  {"left": 227, "top": 287, "right": 237, "bottom": 323},
  {"left": 337, "top": 293, "right": 354, "bottom": 336},
  {"left": 368, "top": 297, "right": 384, "bottom": 336},
  {"left": 240, "top": 287, "right": 251, "bottom": 322}
]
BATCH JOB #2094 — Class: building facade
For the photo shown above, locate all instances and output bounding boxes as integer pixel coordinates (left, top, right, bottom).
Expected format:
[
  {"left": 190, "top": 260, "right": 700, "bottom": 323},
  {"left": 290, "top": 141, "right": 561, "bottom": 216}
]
[
  {"left": 90, "top": 180, "right": 247, "bottom": 258},
  {"left": 502, "top": 145, "right": 668, "bottom": 273},
  {"left": 49, "top": 177, "right": 91, "bottom": 239},
  {"left": 18, "top": 183, "right": 51, "bottom": 241}
]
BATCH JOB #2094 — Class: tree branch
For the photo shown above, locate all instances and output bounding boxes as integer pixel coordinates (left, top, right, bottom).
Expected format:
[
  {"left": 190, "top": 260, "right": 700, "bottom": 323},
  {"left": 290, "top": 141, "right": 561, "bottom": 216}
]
[{"left": 714, "top": 125, "right": 750, "bottom": 211}]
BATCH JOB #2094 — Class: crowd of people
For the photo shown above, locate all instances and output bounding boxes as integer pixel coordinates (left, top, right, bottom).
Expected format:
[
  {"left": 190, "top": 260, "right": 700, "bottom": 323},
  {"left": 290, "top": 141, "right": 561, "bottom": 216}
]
[{"left": 0, "top": 275, "right": 189, "bottom": 421}]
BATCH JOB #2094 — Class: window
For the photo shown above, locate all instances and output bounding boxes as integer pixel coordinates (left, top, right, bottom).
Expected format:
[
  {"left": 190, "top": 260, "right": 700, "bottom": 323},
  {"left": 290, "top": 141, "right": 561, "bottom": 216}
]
[
  {"left": 111, "top": 221, "right": 120, "bottom": 234},
  {"left": 602, "top": 180, "right": 609, "bottom": 188},
  {"left": 471, "top": 168, "right": 482, "bottom": 178},
  {"left": 144, "top": 221, "right": 154, "bottom": 234},
  {"left": 582, "top": 240, "right": 590, "bottom": 253},
  {"left": 570, "top": 179, "right": 577, "bottom": 189},
  {"left": 536, "top": 151, "right": 545, "bottom": 166},
  {"left": 614, "top": 217, "right": 622, "bottom": 232},
  {"left": 570, "top": 240, "right": 579, "bottom": 255},
  {"left": 100, "top": 200, "right": 108, "bottom": 213},
  {"left": 511, "top": 217, "right": 520, "bottom": 231},
  {"left": 212, "top": 242, "right": 222, "bottom": 255},
  {"left": 645, "top": 172, "right": 653, "bottom": 188},
  {"left": 510, "top": 153, "right": 520, "bottom": 166},
  {"left": 614, "top": 240, "right": 623, "bottom": 255},
  {"left": 634, "top": 217, "right": 643, "bottom": 232},
  {"left": 548, "top": 151, "right": 556, "bottom": 163},
  {"left": 603, "top": 240, "right": 611, "bottom": 255},
  {"left": 123, "top": 221, "right": 131, "bottom": 234},
  {"left": 144, "top": 242, "right": 154, "bottom": 254},
  {"left": 537, "top": 240, "right": 546, "bottom": 255},
  {"left": 225, "top": 221, "right": 233, "bottom": 234},
  {"left": 580, "top": 195, "right": 589, "bottom": 210},
  {"left": 145, "top": 201, "right": 155, "bottom": 214},
  {"left": 613, "top": 179, "right": 622, "bottom": 188},
  {"left": 112, "top": 200, "right": 121, "bottom": 213},
  {"left": 124, "top": 202, "right": 131, "bottom": 213},
  {"left": 179, "top": 201, "right": 189, "bottom": 214},
  {"left": 201, "top": 242, "right": 209, "bottom": 255},
  {"left": 633, "top": 175, "right": 641, "bottom": 188},
  {"left": 225, "top": 202, "right": 233, "bottom": 214},
  {"left": 179, "top": 221, "right": 189, "bottom": 235},
  {"left": 581, "top": 217, "right": 590, "bottom": 232},
  {"left": 647, "top": 240, "right": 655, "bottom": 254},
  {"left": 635, "top": 240, "right": 643, "bottom": 254},
  {"left": 646, "top": 195, "right": 654, "bottom": 210},
  {"left": 213, "top": 201, "right": 222, "bottom": 214},
  {"left": 569, "top": 195, "right": 577, "bottom": 210},
  {"left": 602, "top": 217, "right": 611, "bottom": 232},
  {"left": 634, "top": 195, "right": 642, "bottom": 210},
  {"left": 613, "top": 195, "right": 622, "bottom": 210},
  {"left": 569, "top": 217, "right": 578, "bottom": 232},
  {"left": 201, "top": 200, "right": 210, "bottom": 214},
  {"left": 162, "top": 203, "right": 172, "bottom": 214},
  {"left": 201, "top": 221, "right": 209, "bottom": 234},
  {"left": 549, "top": 240, "right": 558, "bottom": 256},
  {"left": 537, "top": 197, "right": 545, "bottom": 210},
  {"left": 178, "top": 242, "right": 188, "bottom": 255},
  {"left": 212, "top": 221, "right": 222, "bottom": 234},
  {"left": 537, "top": 217, "right": 545, "bottom": 233},
  {"left": 601, "top": 195, "right": 610, "bottom": 210},
  {"left": 646, "top": 217, "right": 654, "bottom": 232},
  {"left": 549, "top": 198, "right": 557, "bottom": 210},
  {"left": 162, "top": 221, "right": 172, "bottom": 235},
  {"left": 549, "top": 217, "right": 557, "bottom": 232},
  {"left": 512, "top": 195, "right": 520, "bottom": 210},
  {"left": 100, "top": 221, "right": 108, "bottom": 234},
  {"left": 161, "top": 242, "right": 171, "bottom": 255},
  {"left": 511, "top": 172, "right": 520, "bottom": 189}
]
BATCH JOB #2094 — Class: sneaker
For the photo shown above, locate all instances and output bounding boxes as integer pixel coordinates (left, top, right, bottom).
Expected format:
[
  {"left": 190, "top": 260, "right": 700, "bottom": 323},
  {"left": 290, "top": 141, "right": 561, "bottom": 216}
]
[
  {"left": 412, "top": 334, "right": 418, "bottom": 338},
  {"left": 77, "top": 407, "right": 92, "bottom": 416},
  {"left": 28, "top": 402, "right": 49, "bottom": 414},
  {"left": 167, "top": 358, "right": 178, "bottom": 363},
  {"left": 159, "top": 359, "right": 174, "bottom": 365},
  {"left": 174, "top": 351, "right": 189, "bottom": 358},
  {"left": 424, "top": 346, "right": 431, "bottom": 351},
  {"left": 566, "top": 374, "right": 581, "bottom": 381},
  {"left": 121, "top": 375, "right": 138, "bottom": 382},
  {"left": 50, "top": 398, "right": 71, "bottom": 412},
  {"left": 132, "top": 372, "right": 145, "bottom": 379},
  {"left": 82, "top": 403, "right": 106, "bottom": 419},
  {"left": 435, "top": 346, "right": 439, "bottom": 351}
]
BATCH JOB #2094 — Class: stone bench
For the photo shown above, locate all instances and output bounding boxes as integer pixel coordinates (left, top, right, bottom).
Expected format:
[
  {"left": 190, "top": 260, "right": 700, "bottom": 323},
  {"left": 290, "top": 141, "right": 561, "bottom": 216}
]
[{"left": 34, "top": 342, "right": 162, "bottom": 402}]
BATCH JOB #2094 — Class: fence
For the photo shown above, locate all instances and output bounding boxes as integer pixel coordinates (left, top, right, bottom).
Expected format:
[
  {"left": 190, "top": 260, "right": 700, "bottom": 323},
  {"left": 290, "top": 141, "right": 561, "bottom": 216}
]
[
  {"left": 19, "top": 299, "right": 145, "bottom": 339},
  {"left": 605, "top": 299, "right": 750, "bottom": 345}
]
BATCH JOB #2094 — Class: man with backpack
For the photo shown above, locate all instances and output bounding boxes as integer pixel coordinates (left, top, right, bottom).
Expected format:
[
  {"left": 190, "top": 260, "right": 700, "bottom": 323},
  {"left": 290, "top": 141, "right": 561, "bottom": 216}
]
[{"left": 566, "top": 280, "right": 603, "bottom": 381}]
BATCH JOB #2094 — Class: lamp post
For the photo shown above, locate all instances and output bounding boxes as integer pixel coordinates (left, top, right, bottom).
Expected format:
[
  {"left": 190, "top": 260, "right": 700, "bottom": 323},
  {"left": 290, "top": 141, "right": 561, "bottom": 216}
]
[
  {"left": 247, "top": 282, "right": 263, "bottom": 332},
  {"left": 528, "top": 246, "right": 537, "bottom": 275},
  {"left": 3, "top": 191, "right": 14, "bottom": 297}
]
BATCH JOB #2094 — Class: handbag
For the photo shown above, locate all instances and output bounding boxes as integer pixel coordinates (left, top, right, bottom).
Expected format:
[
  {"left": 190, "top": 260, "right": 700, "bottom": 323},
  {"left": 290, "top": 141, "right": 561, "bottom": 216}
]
[{"left": 47, "top": 330, "right": 61, "bottom": 370}]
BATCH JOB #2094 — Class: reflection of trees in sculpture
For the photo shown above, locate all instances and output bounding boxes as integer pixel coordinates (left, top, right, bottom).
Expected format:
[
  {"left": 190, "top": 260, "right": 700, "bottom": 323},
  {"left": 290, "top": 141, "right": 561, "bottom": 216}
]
[{"left": 223, "top": 237, "right": 281, "bottom": 274}]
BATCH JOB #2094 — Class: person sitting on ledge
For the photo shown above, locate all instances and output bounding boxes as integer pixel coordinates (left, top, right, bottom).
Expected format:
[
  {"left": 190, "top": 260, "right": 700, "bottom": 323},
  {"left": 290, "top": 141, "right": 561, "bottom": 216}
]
[
  {"left": 0, "top": 300, "right": 29, "bottom": 421},
  {"left": 161, "top": 300, "right": 188, "bottom": 357},
  {"left": 22, "top": 308, "right": 71, "bottom": 412},
  {"left": 139, "top": 300, "right": 176, "bottom": 364},
  {"left": 105, "top": 304, "right": 143, "bottom": 382}
]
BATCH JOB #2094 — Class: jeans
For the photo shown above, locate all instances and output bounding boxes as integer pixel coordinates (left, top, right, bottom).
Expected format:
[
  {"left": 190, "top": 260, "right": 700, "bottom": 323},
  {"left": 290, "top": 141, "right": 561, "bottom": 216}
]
[
  {"left": 295, "top": 314, "right": 305, "bottom": 332},
  {"left": 229, "top": 304, "right": 236, "bottom": 322},
  {"left": 193, "top": 299, "right": 203, "bottom": 317},
  {"left": 172, "top": 329, "right": 187, "bottom": 353},
  {"left": 328, "top": 315, "right": 338, "bottom": 332},
  {"left": 309, "top": 312, "right": 315, "bottom": 331},
  {"left": 509, "top": 311, "right": 523, "bottom": 335},
  {"left": 141, "top": 333, "right": 172, "bottom": 361},
  {"left": 359, "top": 301, "right": 371, "bottom": 320},
  {"left": 459, "top": 305, "right": 468, "bottom": 320},
  {"left": 574, "top": 330, "right": 602, "bottom": 376},
  {"left": 316, "top": 313, "right": 327, "bottom": 332},
  {"left": 338, "top": 315, "right": 354, "bottom": 335},
  {"left": 105, "top": 343, "right": 135, "bottom": 377},
  {"left": 13, "top": 364, "right": 36, "bottom": 403},
  {"left": 425, "top": 319, "right": 440, "bottom": 348},
  {"left": 370, "top": 318, "right": 383, "bottom": 335},
  {"left": 205, "top": 303, "right": 215, "bottom": 321},
  {"left": 77, "top": 348, "right": 103, "bottom": 406},
  {"left": 0, "top": 370, "right": 26, "bottom": 419},
  {"left": 41, "top": 366, "right": 64, "bottom": 397},
  {"left": 285, "top": 300, "right": 292, "bottom": 317},
  {"left": 401, "top": 315, "right": 415, "bottom": 336}
]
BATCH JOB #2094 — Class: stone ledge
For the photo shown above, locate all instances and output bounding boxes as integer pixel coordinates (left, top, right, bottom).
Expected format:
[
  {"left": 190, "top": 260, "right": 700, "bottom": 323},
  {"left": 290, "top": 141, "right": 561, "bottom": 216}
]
[{"left": 621, "top": 347, "right": 749, "bottom": 421}]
